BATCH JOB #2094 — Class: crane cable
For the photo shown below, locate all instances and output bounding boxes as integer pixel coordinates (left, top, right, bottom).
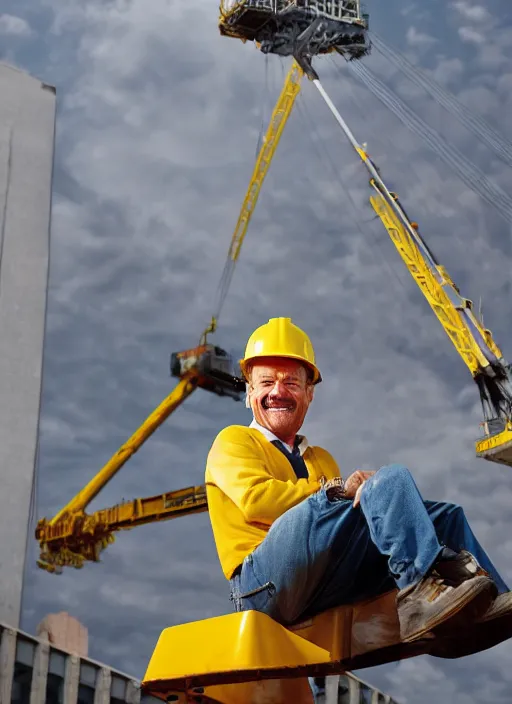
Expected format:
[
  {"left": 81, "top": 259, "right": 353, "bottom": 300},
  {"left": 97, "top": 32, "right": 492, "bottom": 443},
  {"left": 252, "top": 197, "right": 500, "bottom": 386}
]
[
  {"left": 200, "top": 60, "right": 304, "bottom": 344},
  {"left": 348, "top": 60, "right": 512, "bottom": 224},
  {"left": 297, "top": 64, "right": 409, "bottom": 295},
  {"left": 370, "top": 32, "right": 512, "bottom": 170}
]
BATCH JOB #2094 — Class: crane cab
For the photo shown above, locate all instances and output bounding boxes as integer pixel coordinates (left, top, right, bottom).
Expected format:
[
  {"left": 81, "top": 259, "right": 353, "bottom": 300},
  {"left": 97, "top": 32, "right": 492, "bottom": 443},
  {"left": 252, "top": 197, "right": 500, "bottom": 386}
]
[
  {"left": 171, "top": 345, "right": 245, "bottom": 400},
  {"left": 219, "top": 0, "right": 370, "bottom": 61}
]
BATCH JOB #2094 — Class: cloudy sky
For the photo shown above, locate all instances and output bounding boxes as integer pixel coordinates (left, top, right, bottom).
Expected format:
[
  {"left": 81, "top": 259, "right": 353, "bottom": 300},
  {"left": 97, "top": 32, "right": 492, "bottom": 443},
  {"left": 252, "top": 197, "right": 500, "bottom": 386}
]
[{"left": 2, "top": 0, "right": 512, "bottom": 701}]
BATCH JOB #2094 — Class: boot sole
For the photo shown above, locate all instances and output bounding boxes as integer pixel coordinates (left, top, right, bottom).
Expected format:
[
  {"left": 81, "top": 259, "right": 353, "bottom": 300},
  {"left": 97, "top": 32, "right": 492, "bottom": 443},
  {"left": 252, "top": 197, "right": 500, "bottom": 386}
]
[{"left": 401, "top": 576, "right": 495, "bottom": 643}]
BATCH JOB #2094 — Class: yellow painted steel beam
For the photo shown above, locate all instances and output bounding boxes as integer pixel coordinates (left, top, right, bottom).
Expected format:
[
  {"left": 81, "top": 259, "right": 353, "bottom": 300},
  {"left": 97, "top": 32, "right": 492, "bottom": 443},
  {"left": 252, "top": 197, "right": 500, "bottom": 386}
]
[
  {"left": 476, "top": 423, "right": 512, "bottom": 466},
  {"left": 226, "top": 60, "right": 303, "bottom": 265},
  {"left": 369, "top": 193, "right": 494, "bottom": 376},
  {"left": 35, "top": 484, "right": 208, "bottom": 573},
  {"left": 46, "top": 374, "right": 199, "bottom": 527}
]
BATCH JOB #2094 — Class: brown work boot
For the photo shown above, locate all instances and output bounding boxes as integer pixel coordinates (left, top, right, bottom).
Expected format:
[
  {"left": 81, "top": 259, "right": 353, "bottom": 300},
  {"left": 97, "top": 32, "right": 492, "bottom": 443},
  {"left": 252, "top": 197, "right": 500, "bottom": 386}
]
[
  {"left": 430, "top": 591, "right": 512, "bottom": 658},
  {"left": 397, "top": 550, "right": 495, "bottom": 643}
]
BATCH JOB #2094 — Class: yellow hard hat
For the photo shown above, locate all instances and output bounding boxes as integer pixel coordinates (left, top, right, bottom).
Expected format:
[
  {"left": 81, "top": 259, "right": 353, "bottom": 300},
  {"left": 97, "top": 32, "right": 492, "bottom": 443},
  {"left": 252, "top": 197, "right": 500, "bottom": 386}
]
[{"left": 240, "top": 317, "right": 322, "bottom": 384}]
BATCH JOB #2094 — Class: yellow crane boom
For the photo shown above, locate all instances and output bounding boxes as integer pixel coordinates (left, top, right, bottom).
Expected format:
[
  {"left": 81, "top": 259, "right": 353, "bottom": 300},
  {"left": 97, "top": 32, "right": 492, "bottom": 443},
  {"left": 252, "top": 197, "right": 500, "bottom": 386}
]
[
  {"left": 227, "top": 60, "right": 303, "bottom": 263},
  {"left": 36, "top": 345, "right": 244, "bottom": 573},
  {"left": 311, "top": 71, "right": 512, "bottom": 467},
  {"left": 47, "top": 375, "right": 198, "bottom": 527},
  {"left": 36, "top": 484, "right": 207, "bottom": 573}
]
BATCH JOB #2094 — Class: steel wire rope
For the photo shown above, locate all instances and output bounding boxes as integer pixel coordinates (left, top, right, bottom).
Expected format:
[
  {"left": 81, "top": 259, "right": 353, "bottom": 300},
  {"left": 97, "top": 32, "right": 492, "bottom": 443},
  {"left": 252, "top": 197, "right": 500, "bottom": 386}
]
[
  {"left": 329, "top": 54, "right": 454, "bottom": 264},
  {"left": 255, "top": 54, "right": 270, "bottom": 157},
  {"left": 323, "top": 59, "right": 489, "bottom": 375},
  {"left": 370, "top": 32, "right": 512, "bottom": 169},
  {"left": 296, "top": 70, "right": 408, "bottom": 295},
  {"left": 207, "top": 56, "right": 285, "bottom": 334},
  {"left": 348, "top": 60, "right": 512, "bottom": 224}
]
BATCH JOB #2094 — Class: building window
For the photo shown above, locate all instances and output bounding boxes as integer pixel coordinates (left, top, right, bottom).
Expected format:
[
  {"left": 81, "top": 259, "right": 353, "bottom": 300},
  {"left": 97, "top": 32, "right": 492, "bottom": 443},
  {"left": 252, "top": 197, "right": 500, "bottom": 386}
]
[
  {"left": 359, "top": 682, "right": 373, "bottom": 704},
  {"left": 78, "top": 662, "right": 98, "bottom": 704},
  {"left": 11, "top": 663, "right": 32, "bottom": 704},
  {"left": 77, "top": 684, "right": 95, "bottom": 704},
  {"left": 11, "top": 638, "right": 35, "bottom": 704},
  {"left": 46, "top": 650, "right": 66, "bottom": 704},
  {"left": 45, "top": 673, "right": 64, "bottom": 704},
  {"left": 338, "top": 675, "right": 351, "bottom": 704},
  {"left": 110, "top": 674, "right": 127, "bottom": 704}
]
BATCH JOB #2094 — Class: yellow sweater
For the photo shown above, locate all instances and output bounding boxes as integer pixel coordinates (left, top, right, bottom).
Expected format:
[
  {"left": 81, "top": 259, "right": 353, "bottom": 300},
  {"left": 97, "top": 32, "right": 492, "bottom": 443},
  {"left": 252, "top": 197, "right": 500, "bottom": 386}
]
[{"left": 205, "top": 425, "right": 341, "bottom": 579}]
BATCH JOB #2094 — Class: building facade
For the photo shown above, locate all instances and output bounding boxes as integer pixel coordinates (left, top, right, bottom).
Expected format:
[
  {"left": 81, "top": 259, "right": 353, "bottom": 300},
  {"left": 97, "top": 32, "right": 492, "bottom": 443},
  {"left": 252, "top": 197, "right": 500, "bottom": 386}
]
[
  {"left": 0, "top": 62, "right": 56, "bottom": 628},
  {"left": 0, "top": 620, "right": 154, "bottom": 704}
]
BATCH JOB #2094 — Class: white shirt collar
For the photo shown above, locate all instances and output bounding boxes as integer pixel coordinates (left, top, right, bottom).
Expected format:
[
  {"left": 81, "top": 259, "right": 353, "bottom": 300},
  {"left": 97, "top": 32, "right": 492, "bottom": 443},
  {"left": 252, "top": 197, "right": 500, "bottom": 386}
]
[{"left": 249, "top": 418, "right": 309, "bottom": 456}]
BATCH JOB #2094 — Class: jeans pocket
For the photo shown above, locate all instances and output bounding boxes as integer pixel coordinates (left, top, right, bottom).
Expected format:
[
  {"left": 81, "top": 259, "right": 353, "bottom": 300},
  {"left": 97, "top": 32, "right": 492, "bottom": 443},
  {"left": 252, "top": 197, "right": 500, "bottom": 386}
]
[{"left": 238, "top": 554, "right": 276, "bottom": 614}]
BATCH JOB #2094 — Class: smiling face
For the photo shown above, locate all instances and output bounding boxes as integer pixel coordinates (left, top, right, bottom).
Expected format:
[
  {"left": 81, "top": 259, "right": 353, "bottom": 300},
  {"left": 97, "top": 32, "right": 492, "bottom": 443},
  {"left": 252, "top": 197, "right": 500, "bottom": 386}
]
[{"left": 247, "top": 357, "right": 315, "bottom": 446}]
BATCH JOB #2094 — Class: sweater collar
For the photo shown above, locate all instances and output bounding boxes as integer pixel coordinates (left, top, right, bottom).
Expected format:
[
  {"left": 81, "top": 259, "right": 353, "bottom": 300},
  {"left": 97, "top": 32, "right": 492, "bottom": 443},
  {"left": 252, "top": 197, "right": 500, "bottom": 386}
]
[{"left": 249, "top": 418, "right": 309, "bottom": 456}]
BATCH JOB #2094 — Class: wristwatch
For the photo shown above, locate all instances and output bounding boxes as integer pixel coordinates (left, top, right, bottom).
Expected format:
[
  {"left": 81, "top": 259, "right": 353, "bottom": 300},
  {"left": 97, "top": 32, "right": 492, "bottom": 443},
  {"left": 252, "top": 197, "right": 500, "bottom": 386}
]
[{"left": 322, "top": 476, "right": 346, "bottom": 498}]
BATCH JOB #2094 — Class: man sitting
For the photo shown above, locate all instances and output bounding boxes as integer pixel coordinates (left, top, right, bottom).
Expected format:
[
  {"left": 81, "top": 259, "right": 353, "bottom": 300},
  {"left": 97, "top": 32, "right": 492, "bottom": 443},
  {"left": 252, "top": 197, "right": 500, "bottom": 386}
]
[{"left": 205, "top": 317, "right": 511, "bottom": 653}]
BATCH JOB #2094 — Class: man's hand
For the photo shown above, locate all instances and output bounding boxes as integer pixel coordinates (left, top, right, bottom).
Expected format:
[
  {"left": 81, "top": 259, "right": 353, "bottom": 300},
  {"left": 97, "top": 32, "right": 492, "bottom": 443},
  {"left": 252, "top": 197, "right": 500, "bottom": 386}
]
[
  {"left": 323, "top": 470, "right": 376, "bottom": 505},
  {"left": 344, "top": 470, "right": 376, "bottom": 507}
]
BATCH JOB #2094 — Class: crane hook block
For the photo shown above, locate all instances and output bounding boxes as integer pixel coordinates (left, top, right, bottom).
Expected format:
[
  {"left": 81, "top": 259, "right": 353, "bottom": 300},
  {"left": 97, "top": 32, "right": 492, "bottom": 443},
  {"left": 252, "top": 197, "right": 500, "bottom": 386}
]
[{"left": 170, "top": 345, "right": 245, "bottom": 400}]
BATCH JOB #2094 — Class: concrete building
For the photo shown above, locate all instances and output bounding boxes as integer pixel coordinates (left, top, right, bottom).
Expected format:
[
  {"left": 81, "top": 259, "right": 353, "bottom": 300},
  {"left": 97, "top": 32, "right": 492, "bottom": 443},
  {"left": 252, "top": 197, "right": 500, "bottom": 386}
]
[
  {"left": 0, "top": 62, "right": 56, "bottom": 629},
  {"left": 0, "top": 616, "right": 155, "bottom": 704},
  {"left": 313, "top": 675, "right": 398, "bottom": 704}
]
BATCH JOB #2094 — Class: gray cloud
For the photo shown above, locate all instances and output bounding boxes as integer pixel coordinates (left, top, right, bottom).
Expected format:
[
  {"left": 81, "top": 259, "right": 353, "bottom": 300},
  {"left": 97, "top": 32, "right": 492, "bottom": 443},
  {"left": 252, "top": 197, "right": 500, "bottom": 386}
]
[{"left": 0, "top": 14, "right": 32, "bottom": 36}]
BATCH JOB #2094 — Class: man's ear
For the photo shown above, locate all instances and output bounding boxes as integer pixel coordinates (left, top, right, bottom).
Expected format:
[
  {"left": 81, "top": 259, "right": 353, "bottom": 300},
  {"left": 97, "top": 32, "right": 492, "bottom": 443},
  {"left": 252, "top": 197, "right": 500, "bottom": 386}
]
[{"left": 307, "top": 384, "right": 315, "bottom": 403}]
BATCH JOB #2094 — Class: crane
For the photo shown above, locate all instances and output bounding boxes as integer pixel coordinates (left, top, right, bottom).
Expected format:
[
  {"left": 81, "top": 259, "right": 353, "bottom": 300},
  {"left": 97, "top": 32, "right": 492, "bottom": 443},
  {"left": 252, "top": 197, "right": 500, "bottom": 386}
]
[{"left": 315, "top": 76, "right": 512, "bottom": 467}]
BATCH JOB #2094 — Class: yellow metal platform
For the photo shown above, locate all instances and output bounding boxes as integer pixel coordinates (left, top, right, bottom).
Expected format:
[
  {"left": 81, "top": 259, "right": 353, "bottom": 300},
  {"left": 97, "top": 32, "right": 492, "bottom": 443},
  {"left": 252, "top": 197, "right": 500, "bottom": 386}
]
[
  {"left": 142, "top": 590, "right": 433, "bottom": 703},
  {"left": 476, "top": 424, "right": 512, "bottom": 468}
]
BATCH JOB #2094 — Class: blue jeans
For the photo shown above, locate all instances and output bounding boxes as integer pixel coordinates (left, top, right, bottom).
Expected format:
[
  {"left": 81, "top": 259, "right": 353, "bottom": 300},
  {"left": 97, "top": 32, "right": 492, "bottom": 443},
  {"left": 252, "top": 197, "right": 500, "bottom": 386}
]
[{"left": 230, "top": 464, "right": 508, "bottom": 625}]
